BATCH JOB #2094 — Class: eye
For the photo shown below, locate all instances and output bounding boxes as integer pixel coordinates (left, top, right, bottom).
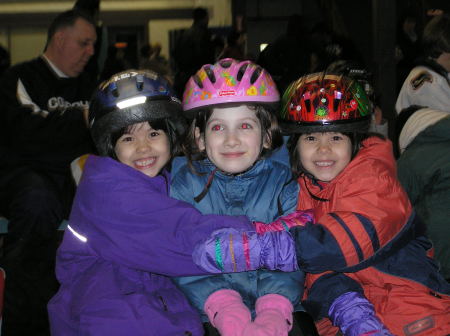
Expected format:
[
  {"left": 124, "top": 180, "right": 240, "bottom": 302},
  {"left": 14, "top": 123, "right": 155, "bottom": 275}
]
[
  {"left": 211, "top": 124, "right": 223, "bottom": 131},
  {"left": 331, "top": 134, "right": 344, "bottom": 141},
  {"left": 149, "top": 131, "right": 160, "bottom": 137},
  {"left": 304, "top": 135, "right": 316, "bottom": 142},
  {"left": 241, "top": 123, "right": 252, "bottom": 130},
  {"left": 120, "top": 135, "right": 134, "bottom": 142}
]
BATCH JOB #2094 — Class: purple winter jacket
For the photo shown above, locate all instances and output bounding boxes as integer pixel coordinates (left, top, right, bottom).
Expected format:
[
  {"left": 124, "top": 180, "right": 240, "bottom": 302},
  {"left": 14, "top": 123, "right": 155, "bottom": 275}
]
[{"left": 47, "top": 156, "right": 253, "bottom": 336}]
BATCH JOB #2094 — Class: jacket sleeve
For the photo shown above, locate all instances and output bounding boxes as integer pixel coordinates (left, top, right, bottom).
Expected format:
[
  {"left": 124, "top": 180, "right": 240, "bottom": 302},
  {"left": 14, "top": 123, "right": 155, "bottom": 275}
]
[
  {"left": 292, "top": 169, "right": 414, "bottom": 273},
  {"left": 69, "top": 169, "right": 254, "bottom": 277}
]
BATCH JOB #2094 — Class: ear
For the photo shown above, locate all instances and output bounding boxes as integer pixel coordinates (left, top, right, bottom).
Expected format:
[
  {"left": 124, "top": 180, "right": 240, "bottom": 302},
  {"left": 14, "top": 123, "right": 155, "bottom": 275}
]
[
  {"left": 53, "top": 30, "right": 65, "bottom": 50},
  {"left": 195, "top": 127, "right": 206, "bottom": 151},
  {"left": 262, "top": 133, "right": 271, "bottom": 149}
]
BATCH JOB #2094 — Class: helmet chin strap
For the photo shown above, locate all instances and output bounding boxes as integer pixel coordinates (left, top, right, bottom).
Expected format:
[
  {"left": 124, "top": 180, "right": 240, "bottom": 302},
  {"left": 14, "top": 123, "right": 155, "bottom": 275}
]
[{"left": 194, "top": 167, "right": 217, "bottom": 203}]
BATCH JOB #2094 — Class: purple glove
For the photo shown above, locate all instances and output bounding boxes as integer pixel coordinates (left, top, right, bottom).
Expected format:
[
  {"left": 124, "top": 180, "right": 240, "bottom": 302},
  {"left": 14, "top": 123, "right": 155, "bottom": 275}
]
[
  {"left": 254, "top": 209, "right": 314, "bottom": 234},
  {"left": 193, "top": 228, "right": 298, "bottom": 273},
  {"left": 329, "top": 292, "right": 393, "bottom": 336}
]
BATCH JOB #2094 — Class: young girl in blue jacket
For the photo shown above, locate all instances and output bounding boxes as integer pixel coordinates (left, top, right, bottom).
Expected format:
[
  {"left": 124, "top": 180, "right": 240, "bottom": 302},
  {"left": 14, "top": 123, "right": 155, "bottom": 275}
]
[
  {"left": 170, "top": 58, "right": 312, "bottom": 336},
  {"left": 47, "top": 70, "right": 305, "bottom": 336}
]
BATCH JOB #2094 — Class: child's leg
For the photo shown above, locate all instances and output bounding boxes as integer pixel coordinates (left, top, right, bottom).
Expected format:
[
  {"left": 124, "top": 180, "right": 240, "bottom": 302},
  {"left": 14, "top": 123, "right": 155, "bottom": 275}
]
[
  {"left": 243, "top": 294, "right": 293, "bottom": 336},
  {"left": 203, "top": 289, "right": 251, "bottom": 336}
]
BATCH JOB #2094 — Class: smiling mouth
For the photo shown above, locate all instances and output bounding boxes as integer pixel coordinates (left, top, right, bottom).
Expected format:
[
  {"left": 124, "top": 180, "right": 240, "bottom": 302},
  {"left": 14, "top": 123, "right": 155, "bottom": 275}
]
[
  {"left": 134, "top": 157, "right": 156, "bottom": 168},
  {"left": 314, "top": 161, "right": 334, "bottom": 167},
  {"left": 222, "top": 152, "right": 245, "bottom": 158}
]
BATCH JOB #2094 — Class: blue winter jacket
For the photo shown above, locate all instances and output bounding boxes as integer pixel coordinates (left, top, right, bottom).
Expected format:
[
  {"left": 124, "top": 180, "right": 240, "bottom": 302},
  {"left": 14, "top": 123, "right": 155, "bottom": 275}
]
[
  {"left": 48, "top": 156, "right": 259, "bottom": 336},
  {"left": 170, "top": 158, "right": 304, "bottom": 320}
]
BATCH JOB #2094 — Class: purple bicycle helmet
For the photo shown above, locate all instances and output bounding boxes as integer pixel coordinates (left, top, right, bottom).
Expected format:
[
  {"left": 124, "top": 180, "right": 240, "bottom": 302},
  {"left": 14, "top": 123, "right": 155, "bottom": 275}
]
[{"left": 182, "top": 58, "right": 279, "bottom": 116}]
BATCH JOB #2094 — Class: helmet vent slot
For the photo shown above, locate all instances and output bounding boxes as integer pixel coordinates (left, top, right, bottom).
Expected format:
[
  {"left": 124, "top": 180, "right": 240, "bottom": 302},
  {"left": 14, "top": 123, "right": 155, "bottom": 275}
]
[
  {"left": 220, "top": 59, "right": 232, "bottom": 68},
  {"left": 237, "top": 63, "right": 248, "bottom": 81},
  {"left": 110, "top": 82, "right": 119, "bottom": 97},
  {"left": 193, "top": 74, "right": 204, "bottom": 89},
  {"left": 204, "top": 66, "right": 216, "bottom": 83},
  {"left": 250, "top": 67, "right": 262, "bottom": 84},
  {"left": 136, "top": 75, "right": 144, "bottom": 91}
]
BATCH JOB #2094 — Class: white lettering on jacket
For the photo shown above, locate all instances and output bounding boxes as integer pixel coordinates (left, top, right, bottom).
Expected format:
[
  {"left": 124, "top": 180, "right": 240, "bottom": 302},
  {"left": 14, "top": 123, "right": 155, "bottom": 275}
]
[
  {"left": 17, "top": 79, "right": 89, "bottom": 117},
  {"left": 47, "top": 97, "right": 89, "bottom": 115}
]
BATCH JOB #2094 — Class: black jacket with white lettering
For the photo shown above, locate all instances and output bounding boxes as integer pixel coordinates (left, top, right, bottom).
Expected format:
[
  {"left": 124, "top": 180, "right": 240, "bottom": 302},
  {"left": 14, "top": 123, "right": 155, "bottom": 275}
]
[{"left": 0, "top": 56, "right": 96, "bottom": 174}]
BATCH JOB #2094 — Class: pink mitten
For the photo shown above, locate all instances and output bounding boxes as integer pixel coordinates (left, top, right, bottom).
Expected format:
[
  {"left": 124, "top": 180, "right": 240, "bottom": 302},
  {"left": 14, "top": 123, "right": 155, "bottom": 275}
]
[
  {"left": 243, "top": 294, "right": 293, "bottom": 336},
  {"left": 204, "top": 289, "right": 251, "bottom": 336},
  {"left": 254, "top": 210, "right": 314, "bottom": 234}
]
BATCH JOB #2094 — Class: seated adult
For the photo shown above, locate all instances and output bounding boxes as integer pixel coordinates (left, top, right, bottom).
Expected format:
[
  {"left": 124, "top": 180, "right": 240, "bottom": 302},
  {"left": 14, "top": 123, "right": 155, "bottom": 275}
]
[
  {"left": 396, "top": 105, "right": 450, "bottom": 281},
  {"left": 0, "top": 9, "right": 97, "bottom": 335}
]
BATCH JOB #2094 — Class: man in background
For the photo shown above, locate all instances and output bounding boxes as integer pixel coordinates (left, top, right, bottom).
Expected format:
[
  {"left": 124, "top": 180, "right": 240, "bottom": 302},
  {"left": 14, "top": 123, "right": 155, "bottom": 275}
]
[{"left": 0, "top": 9, "right": 96, "bottom": 335}]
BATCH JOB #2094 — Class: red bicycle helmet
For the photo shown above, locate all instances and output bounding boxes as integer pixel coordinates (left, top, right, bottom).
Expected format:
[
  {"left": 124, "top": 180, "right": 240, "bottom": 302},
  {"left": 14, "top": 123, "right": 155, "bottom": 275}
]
[{"left": 279, "top": 72, "right": 372, "bottom": 133}]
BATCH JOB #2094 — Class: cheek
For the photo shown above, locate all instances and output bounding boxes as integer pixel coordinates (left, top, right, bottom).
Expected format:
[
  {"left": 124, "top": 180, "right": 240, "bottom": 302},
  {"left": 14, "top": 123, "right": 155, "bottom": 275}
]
[
  {"left": 340, "top": 145, "right": 353, "bottom": 165},
  {"left": 343, "top": 150, "right": 352, "bottom": 165},
  {"left": 114, "top": 145, "right": 129, "bottom": 163},
  {"left": 204, "top": 134, "right": 219, "bottom": 152},
  {"left": 297, "top": 143, "right": 307, "bottom": 159},
  {"left": 243, "top": 130, "right": 263, "bottom": 151},
  {"left": 162, "top": 137, "right": 173, "bottom": 156},
  {"left": 252, "top": 133, "right": 263, "bottom": 149},
  {"left": 298, "top": 144, "right": 315, "bottom": 168},
  {"left": 64, "top": 43, "right": 77, "bottom": 55}
]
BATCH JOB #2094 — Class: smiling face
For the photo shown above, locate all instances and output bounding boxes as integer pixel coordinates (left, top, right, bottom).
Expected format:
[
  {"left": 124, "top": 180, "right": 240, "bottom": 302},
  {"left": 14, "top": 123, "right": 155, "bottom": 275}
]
[
  {"left": 114, "top": 122, "right": 171, "bottom": 177},
  {"left": 196, "top": 105, "right": 269, "bottom": 174},
  {"left": 297, "top": 132, "right": 352, "bottom": 182}
]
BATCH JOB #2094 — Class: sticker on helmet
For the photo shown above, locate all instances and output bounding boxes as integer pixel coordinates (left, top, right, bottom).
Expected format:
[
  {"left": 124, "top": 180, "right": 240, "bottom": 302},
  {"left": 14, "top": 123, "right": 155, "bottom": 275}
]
[
  {"left": 315, "top": 106, "right": 328, "bottom": 118},
  {"left": 219, "top": 90, "right": 236, "bottom": 96}
]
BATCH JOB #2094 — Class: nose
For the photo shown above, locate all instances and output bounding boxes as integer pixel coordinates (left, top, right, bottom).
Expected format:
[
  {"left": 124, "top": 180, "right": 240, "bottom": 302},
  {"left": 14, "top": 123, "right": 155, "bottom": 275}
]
[
  {"left": 317, "top": 139, "right": 331, "bottom": 153},
  {"left": 224, "top": 130, "right": 240, "bottom": 147},
  {"left": 136, "top": 138, "right": 152, "bottom": 153},
  {"left": 86, "top": 43, "right": 95, "bottom": 56}
]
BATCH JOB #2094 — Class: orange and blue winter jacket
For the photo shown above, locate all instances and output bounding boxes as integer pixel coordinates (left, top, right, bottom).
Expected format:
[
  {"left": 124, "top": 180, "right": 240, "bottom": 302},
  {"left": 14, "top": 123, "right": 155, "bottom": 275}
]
[{"left": 292, "top": 136, "right": 450, "bottom": 336}]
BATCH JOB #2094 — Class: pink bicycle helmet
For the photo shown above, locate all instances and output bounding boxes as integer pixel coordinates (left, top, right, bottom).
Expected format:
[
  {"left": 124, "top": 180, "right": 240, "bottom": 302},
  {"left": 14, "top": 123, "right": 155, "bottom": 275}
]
[{"left": 182, "top": 58, "right": 279, "bottom": 115}]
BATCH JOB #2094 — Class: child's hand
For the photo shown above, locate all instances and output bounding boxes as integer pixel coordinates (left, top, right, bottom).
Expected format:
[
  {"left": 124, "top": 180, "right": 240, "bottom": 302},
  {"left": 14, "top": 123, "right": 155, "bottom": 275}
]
[
  {"left": 254, "top": 210, "right": 314, "bottom": 234},
  {"left": 192, "top": 228, "right": 298, "bottom": 273}
]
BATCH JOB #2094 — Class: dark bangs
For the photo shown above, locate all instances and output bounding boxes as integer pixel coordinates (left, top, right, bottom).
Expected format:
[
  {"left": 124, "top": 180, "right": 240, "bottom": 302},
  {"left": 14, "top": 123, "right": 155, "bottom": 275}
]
[
  {"left": 287, "top": 132, "right": 376, "bottom": 179},
  {"left": 109, "top": 119, "right": 179, "bottom": 160}
]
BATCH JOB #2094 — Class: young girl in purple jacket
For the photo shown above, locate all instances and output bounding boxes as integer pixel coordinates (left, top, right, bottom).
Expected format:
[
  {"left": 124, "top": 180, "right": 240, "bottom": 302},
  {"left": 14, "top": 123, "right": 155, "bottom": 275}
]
[{"left": 47, "top": 70, "right": 307, "bottom": 336}]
